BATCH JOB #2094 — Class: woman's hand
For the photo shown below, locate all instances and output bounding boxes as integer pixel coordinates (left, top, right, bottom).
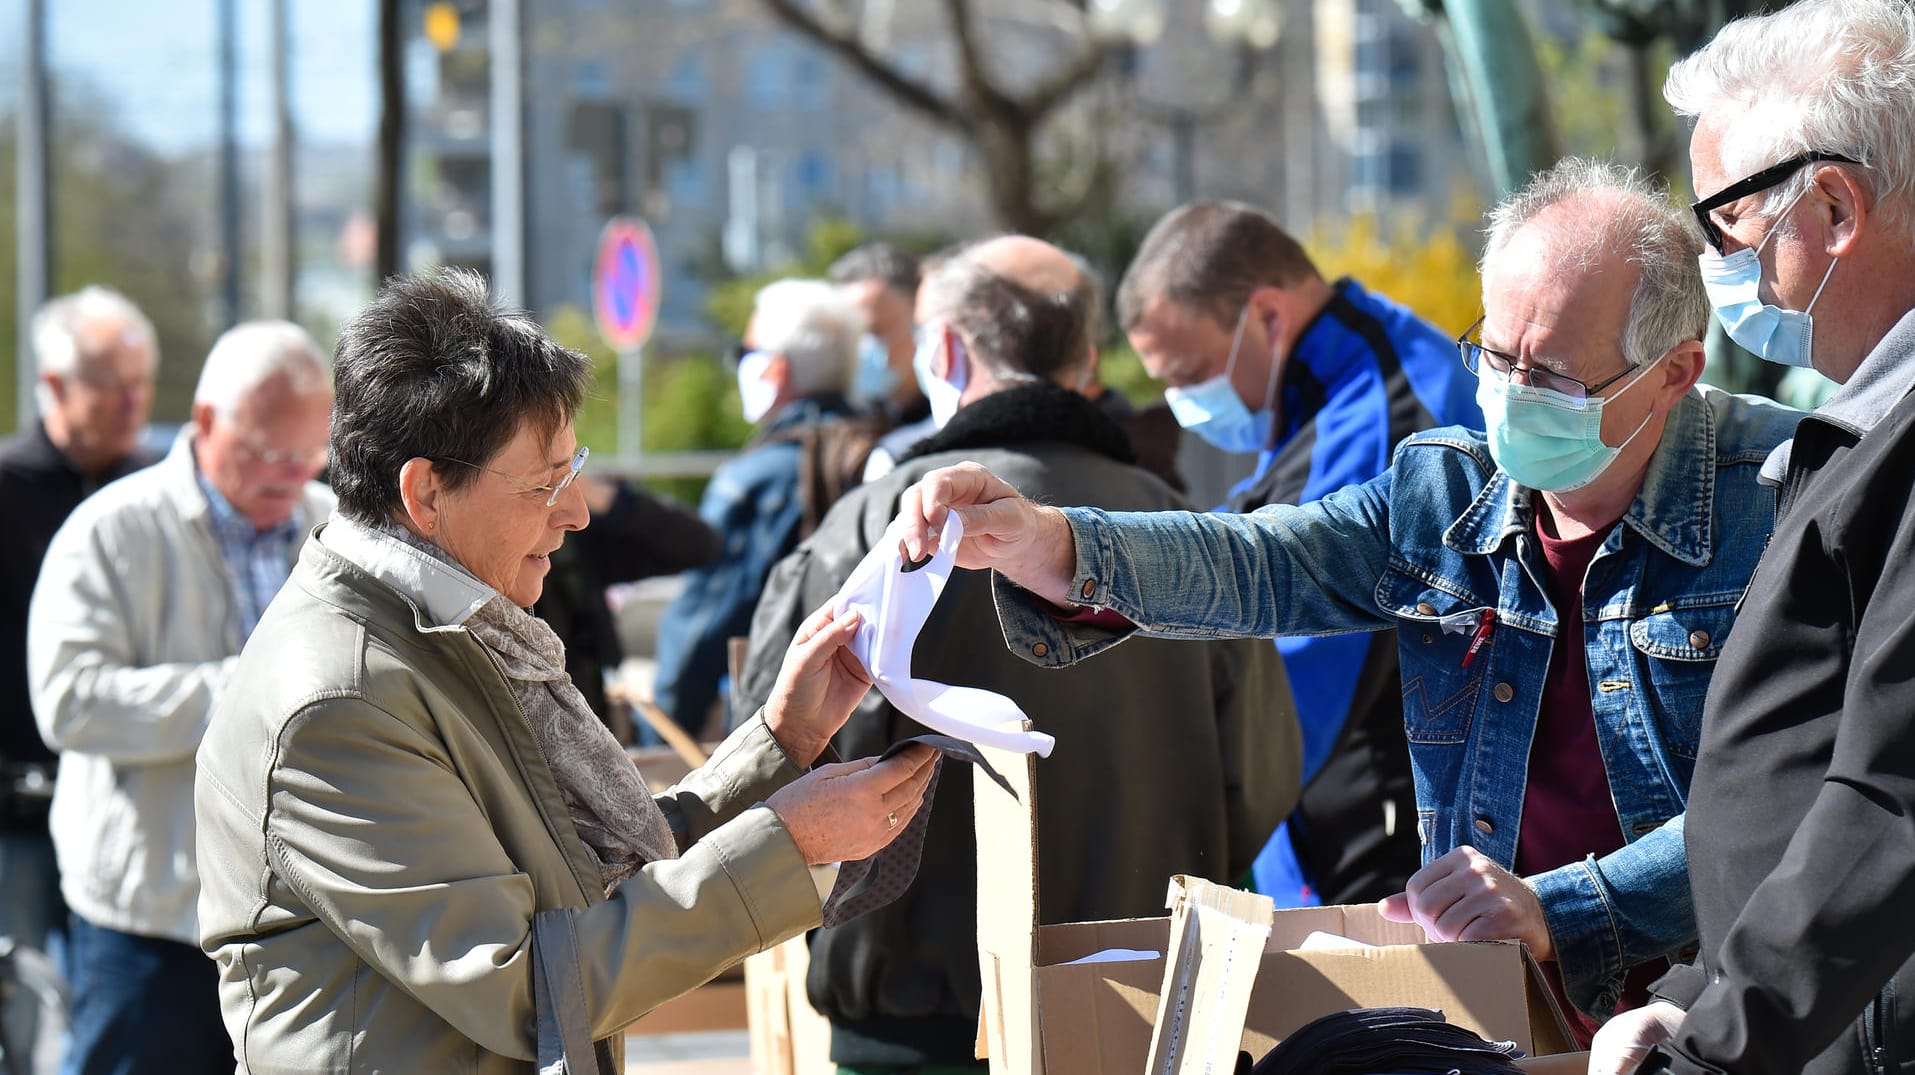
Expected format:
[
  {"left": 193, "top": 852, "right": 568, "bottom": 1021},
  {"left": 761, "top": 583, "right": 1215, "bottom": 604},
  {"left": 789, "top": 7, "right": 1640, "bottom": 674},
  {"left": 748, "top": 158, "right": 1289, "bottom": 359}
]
[
  {"left": 764, "top": 602, "right": 873, "bottom": 767},
  {"left": 1590, "top": 1000, "right": 1685, "bottom": 1075},
  {"left": 769, "top": 745, "right": 939, "bottom": 865}
]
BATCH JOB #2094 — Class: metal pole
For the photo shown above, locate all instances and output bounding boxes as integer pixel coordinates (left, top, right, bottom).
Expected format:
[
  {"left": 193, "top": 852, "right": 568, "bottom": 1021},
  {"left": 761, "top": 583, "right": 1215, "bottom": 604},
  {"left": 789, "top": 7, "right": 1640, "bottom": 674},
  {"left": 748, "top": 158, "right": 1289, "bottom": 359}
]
[
  {"left": 489, "top": 0, "right": 526, "bottom": 305},
  {"left": 1171, "top": 112, "right": 1197, "bottom": 204},
  {"left": 16, "top": 0, "right": 49, "bottom": 432},
  {"left": 375, "top": 0, "right": 404, "bottom": 283},
  {"left": 262, "top": 0, "right": 296, "bottom": 320},
  {"left": 618, "top": 344, "right": 644, "bottom": 460},
  {"left": 217, "top": 0, "right": 242, "bottom": 327}
]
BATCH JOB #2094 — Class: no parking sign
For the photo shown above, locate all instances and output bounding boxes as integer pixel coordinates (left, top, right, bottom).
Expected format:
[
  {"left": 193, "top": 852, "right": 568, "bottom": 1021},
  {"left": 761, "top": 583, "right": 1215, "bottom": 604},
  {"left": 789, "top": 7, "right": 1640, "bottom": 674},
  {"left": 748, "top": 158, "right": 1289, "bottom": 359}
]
[{"left": 592, "top": 217, "right": 661, "bottom": 351}]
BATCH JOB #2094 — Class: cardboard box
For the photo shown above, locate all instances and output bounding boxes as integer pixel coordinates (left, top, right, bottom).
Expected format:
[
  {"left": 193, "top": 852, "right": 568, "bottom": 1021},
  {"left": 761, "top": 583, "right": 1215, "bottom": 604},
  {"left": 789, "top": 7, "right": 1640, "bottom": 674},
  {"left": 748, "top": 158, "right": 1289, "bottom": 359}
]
[
  {"left": 973, "top": 741, "right": 1577, "bottom": 1074},
  {"left": 743, "top": 929, "right": 836, "bottom": 1075}
]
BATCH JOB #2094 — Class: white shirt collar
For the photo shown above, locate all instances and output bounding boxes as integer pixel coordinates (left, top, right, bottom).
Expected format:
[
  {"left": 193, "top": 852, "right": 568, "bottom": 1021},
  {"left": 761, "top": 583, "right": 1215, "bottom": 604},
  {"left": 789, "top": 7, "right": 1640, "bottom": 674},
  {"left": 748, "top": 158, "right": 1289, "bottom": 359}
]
[{"left": 320, "top": 514, "right": 498, "bottom": 629}]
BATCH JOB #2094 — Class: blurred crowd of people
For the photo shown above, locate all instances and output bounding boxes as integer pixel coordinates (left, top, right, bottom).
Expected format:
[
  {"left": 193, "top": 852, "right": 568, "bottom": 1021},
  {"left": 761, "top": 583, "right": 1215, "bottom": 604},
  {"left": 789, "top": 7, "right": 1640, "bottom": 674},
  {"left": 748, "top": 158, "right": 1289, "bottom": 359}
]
[{"left": 0, "top": 0, "right": 1912, "bottom": 1072}]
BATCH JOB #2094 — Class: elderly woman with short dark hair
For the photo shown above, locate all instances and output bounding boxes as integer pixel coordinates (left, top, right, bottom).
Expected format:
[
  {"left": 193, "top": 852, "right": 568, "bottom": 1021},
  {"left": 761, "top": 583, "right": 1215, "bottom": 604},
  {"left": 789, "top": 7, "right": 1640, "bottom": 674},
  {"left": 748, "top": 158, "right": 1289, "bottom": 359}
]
[{"left": 194, "top": 269, "right": 933, "bottom": 1074}]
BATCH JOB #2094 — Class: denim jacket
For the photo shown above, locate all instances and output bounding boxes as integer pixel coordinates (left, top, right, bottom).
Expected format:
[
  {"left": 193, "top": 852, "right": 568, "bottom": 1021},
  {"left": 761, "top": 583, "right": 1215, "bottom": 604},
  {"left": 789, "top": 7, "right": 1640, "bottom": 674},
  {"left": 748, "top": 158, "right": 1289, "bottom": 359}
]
[{"left": 993, "top": 385, "right": 1799, "bottom": 1016}]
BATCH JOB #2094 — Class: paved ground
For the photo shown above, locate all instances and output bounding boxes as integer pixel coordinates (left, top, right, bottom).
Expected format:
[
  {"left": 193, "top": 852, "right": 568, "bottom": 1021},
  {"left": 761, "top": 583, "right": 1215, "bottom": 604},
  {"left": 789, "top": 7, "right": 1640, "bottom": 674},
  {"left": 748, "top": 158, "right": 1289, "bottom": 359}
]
[{"left": 624, "top": 1030, "right": 752, "bottom": 1073}]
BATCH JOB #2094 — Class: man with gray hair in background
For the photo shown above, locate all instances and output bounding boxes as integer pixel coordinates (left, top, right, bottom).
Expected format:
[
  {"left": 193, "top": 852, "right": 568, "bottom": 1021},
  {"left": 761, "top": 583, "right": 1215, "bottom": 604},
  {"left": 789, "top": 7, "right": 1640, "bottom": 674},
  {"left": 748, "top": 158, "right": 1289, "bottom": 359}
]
[
  {"left": 29, "top": 320, "right": 334, "bottom": 1073},
  {"left": 0, "top": 287, "right": 157, "bottom": 970},
  {"left": 651, "top": 278, "right": 862, "bottom": 736},
  {"left": 1590, "top": 0, "right": 1915, "bottom": 1070},
  {"left": 890, "top": 160, "right": 1799, "bottom": 1046}
]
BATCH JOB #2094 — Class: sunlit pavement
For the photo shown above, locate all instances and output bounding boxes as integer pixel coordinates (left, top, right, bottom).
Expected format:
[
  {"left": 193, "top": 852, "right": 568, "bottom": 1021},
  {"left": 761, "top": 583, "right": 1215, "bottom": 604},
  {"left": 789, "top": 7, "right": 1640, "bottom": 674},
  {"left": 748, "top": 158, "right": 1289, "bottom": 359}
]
[{"left": 624, "top": 1030, "right": 752, "bottom": 1073}]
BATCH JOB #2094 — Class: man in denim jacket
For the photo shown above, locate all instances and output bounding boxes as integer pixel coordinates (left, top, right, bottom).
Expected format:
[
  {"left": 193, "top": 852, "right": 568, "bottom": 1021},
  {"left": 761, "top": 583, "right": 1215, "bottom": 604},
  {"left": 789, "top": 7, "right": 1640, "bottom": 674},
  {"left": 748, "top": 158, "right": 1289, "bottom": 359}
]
[{"left": 893, "top": 159, "right": 1800, "bottom": 1033}]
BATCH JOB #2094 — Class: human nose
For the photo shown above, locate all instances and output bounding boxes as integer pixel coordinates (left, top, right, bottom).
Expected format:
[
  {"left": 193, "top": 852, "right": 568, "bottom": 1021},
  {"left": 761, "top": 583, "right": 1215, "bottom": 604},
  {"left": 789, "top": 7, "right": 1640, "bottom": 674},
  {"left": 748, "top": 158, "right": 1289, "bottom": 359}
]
[{"left": 552, "top": 478, "right": 590, "bottom": 532}]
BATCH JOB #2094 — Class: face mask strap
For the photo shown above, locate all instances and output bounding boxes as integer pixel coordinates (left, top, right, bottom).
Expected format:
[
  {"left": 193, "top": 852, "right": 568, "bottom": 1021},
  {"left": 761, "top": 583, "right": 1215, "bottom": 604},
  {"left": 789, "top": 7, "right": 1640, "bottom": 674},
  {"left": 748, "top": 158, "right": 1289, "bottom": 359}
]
[
  {"left": 1805, "top": 254, "right": 1840, "bottom": 314},
  {"left": 1220, "top": 302, "right": 1252, "bottom": 380}
]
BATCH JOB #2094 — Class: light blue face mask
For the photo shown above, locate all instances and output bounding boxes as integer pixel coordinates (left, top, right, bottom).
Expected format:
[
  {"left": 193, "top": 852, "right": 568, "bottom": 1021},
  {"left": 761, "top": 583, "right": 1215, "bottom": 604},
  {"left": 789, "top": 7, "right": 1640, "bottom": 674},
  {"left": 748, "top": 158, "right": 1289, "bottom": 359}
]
[
  {"left": 1163, "top": 306, "right": 1281, "bottom": 455},
  {"left": 1477, "top": 355, "right": 1663, "bottom": 493},
  {"left": 1698, "top": 187, "right": 1841, "bottom": 370},
  {"left": 853, "top": 333, "right": 900, "bottom": 403}
]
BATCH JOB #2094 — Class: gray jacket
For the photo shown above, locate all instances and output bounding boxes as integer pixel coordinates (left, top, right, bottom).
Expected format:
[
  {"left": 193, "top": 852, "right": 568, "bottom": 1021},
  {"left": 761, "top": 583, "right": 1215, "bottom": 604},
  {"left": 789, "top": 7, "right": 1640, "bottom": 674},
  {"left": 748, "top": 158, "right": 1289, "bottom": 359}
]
[{"left": 195, "top": 526, "right": 824, "bottom": 1073}]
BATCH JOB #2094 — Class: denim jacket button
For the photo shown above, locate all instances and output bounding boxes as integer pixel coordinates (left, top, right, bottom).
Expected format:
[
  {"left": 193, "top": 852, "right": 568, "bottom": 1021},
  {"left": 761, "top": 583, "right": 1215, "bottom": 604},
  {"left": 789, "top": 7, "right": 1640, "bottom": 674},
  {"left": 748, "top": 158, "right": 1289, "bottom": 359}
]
[
  {"left": 1415, "top": 601, "right": 1437, "bottom": 616},
  {"left": 1032, "top": 642, "right": 1050, "bottom": 658},
  {"left": 1493, "top": 682, "right": 1514, "bottom": 703},
  {"left": 1080, "top": 578, "right": 1097, "bottom": 601},
  {"left": 1474, "top": 817, "right": 1495, "bottom": 835},
  {"left": 1689, "top": 629, "right": 1711, "bottom": 648}
]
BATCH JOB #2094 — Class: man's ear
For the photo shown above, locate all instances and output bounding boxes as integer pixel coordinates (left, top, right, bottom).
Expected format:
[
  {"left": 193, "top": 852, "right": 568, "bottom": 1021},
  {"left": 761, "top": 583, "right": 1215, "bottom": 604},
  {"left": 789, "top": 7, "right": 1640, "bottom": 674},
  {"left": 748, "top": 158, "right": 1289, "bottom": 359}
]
[
  {"left": 397, "top": 457, "right": 444, "bottom": 536},
  {"left": 931, "top": 325, "right": 965, "bottom": 382},
  {"left": 191, "top": 400, "right": 217, "bottom": 439},
  {"left": 1815, "top": 163, "right": 1869, "bottom": 259},
  {"left": 764, "top": 352, "right": 792, "bottom": 392},
  {"left": 1656, "top": 340, "right": 1707, "bottom": 407}
]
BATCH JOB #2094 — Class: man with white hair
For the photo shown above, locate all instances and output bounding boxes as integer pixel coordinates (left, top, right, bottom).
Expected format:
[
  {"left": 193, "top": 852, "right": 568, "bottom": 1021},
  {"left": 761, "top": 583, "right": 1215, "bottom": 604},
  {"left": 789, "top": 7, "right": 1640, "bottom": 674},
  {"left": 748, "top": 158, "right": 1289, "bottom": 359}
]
[
  {"left": 1588, "top": 0, "right": 1915, "bottom": 1071},
  {"left": 650, "top": 278, "right": 861, "bottom": 735},
  {"left": 0, "top": 287, "right": 157, "bottom": 967},
  {"left": 29, "top": 320, "right": 334, "bottom": 1073},
  {"left": 891, "top": 160, "right": 1800, "bottom": 1045}
]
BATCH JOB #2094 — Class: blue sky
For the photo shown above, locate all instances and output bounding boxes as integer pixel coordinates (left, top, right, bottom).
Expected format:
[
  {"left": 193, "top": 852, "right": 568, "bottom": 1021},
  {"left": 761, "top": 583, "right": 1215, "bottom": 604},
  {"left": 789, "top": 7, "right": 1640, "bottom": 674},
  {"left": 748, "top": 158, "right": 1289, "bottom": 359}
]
[{"left": 33, "top": 0, "right": 378, "bottom": 154}]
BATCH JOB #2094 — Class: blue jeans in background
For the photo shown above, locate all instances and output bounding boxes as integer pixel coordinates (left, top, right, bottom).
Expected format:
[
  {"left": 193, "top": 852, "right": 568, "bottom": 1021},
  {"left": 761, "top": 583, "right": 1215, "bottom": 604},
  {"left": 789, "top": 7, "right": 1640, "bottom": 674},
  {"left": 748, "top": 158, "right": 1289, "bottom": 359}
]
[{"left": 63, "top": 915, "right": 228, "bottom": 1075}]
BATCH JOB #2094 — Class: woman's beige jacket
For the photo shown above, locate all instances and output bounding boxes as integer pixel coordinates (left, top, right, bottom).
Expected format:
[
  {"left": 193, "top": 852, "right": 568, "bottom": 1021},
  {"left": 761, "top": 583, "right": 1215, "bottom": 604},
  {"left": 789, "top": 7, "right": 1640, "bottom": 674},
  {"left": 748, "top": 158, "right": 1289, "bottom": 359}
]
[{"left": 195, "top": 526, "right": 824, "bottom": 1073}]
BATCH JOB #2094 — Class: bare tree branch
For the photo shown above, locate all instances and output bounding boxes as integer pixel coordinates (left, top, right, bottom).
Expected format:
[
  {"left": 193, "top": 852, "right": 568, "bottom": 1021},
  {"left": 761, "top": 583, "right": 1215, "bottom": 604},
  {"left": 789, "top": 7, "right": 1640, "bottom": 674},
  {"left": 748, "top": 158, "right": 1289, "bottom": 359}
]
[
  {"left": 1024, "top": 38, "right": 1111, "bottom": 117},
  {"left": 944, "top": 0, "right": 1020, "bottom": 116},
  {"left": 756, "top": 0, "right": 966, "bottom": 128}
]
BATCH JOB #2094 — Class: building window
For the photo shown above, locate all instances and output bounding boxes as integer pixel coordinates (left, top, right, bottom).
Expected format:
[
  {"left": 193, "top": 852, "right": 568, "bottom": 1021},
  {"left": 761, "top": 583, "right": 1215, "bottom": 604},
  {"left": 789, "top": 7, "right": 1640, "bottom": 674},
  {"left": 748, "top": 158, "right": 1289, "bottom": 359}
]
[
  {"left": 795, "top": 153, "right": 833, "bottom": 200},
  {"left": 747, "top": 47, "right": 783, "bottom": 108},
  {"left": 669, "top": 54, "right": 706, "bottom": 100},
  {"left": 793, "top": 50, "right": 828, "bottom": 111},
  {"left": 1387, "top": 142, "right": 1423, "bottom": 194},
  {"left": 667, "top": 157, "right": 707, "bottom": 209}
]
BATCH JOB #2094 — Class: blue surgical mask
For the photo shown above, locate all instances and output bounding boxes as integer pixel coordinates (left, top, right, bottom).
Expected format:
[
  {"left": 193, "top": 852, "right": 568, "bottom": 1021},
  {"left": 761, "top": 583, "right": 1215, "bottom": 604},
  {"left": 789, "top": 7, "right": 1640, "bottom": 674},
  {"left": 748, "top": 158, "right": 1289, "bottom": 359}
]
[
  {"left": 1163, "top": 306, "right": 1282, "bottom": 454},
  {"left": 853, "top": 333, "right": 899, "bottom": 403},
  {"left": 1698, "top": 187, "right": 1840, "bottom": 370},
  {"left": 912, "top": 324, "right": 967, "bottom": 429},
  {"left": 1477, "top": 356, "right": 1662, "bottom": 492},
  {"left": 737, "top": 350, "right": 779, "bottom": 424}
]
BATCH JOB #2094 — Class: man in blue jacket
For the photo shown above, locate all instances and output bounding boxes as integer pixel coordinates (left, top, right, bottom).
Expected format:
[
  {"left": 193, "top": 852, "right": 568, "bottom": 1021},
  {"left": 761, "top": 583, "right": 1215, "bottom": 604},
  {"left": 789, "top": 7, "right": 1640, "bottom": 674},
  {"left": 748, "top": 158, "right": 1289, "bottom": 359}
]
[
  {"left": 650, "top": 279, "right": 861, "bottom": 735},
  {"left": 1116, "top": 201, "right": 1483, "bottom": 907},
  {"left": 898, "top": 160, "right": 1800, "bottom": 1037}
]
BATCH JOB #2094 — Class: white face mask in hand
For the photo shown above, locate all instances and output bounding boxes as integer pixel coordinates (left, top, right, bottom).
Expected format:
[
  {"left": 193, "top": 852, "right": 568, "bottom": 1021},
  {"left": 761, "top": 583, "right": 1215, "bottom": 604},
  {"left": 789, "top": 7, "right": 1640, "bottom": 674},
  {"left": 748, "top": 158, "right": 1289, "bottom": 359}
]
[{"left": 830, "top": 513, "right": 1054, "bottom": 758}]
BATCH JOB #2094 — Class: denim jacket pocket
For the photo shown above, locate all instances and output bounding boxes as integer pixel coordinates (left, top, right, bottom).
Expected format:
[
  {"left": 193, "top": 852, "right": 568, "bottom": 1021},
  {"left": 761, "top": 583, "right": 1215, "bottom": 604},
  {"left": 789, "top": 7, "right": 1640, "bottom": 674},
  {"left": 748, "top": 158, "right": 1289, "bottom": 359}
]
[
  {"left": 1626, "top": 602, "right": 1740, "bottom": 759},
  {"left": 1377, "top": 565, "right": 1493, "bottom": 746}
]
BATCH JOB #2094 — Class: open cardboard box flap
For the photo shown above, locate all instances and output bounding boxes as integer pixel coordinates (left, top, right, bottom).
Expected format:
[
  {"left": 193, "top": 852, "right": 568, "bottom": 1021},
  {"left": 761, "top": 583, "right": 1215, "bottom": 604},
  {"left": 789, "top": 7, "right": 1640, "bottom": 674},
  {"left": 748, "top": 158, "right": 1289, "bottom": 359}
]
[{"left": 974, "top": 739, "right": 1578, "bottom": 1074}]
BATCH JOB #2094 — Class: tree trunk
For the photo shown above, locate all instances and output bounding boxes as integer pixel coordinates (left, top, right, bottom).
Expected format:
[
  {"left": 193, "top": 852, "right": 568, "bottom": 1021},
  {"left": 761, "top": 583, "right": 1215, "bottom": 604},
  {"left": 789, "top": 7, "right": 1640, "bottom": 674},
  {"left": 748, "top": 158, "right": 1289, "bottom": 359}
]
[{"left": 977, "top": 114, "right": 1046, "bottom": 235}]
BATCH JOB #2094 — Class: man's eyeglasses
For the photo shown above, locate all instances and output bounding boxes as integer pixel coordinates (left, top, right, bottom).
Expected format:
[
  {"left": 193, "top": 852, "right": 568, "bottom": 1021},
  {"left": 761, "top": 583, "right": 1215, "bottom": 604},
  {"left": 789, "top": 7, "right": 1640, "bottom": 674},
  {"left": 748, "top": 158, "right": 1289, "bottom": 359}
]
[
  {"left": 1457, "top": 317, "right": 1636, "bottom": 403},
  {"left": 437, "top": 445, "right": 589, "bottom": 507},
  {"left": 242, "top": 440, "right": 329, "bottom": 470},
  {"left": 1690, "top": 151, "right": 1860, "bottom": 254}
]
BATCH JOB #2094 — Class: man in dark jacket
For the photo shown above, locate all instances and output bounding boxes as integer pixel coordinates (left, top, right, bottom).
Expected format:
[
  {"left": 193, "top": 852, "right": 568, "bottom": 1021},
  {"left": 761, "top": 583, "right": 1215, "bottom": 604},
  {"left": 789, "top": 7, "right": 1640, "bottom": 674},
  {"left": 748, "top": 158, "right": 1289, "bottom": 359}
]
[
  {"left": 649, "top": 278, "right": 861, "bottom": 736},
  {"left": 1591, "top": 1, "right": 1915, "bottom": 1072},
  {"left": 0, "top": 286, "right": 157, "bottom": 963},
  {"left": 737, "top": 236, "right": 1299, "bottom": 1074}
]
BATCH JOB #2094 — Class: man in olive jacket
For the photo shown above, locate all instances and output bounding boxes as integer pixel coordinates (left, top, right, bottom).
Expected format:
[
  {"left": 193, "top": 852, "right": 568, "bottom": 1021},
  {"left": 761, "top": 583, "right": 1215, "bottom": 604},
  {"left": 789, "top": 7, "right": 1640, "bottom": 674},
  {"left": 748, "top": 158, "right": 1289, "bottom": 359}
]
[{"left": 737, "top": 236, "right": 1300, "bottom": 1073}]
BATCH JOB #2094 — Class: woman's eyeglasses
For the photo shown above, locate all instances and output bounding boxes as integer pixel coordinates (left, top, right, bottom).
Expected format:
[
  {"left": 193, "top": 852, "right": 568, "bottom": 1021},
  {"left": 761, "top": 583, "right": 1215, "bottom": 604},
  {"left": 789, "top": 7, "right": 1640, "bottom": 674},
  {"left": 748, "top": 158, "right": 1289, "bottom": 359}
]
[{"left": 437, "top": 446, "right": 589, "bottom": 507}]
